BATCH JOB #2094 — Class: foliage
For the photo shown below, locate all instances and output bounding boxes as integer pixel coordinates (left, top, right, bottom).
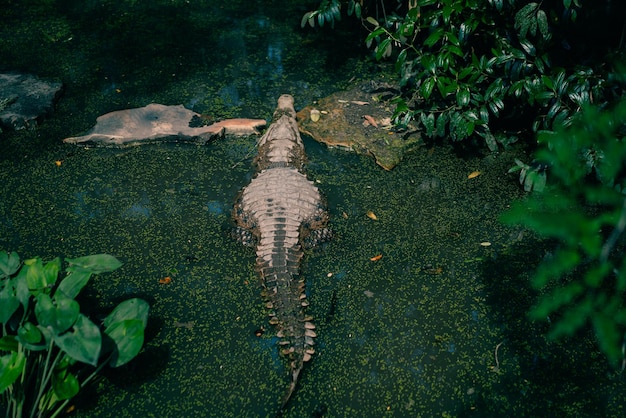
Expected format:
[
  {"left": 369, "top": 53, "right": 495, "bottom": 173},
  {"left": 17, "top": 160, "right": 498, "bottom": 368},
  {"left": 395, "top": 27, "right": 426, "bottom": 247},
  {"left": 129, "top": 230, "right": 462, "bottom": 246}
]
[
  {"left": 501, "top": 99, "right": 626, "bottom": 364},
  {"left": 302, "top": 0, "right": 626, "bottom": 364},
  {"left": 0, "top": 252, "right": 149, "bottom": 418},
  {"left": 303, "top": 0, "right": 625, "bottom": 151}
]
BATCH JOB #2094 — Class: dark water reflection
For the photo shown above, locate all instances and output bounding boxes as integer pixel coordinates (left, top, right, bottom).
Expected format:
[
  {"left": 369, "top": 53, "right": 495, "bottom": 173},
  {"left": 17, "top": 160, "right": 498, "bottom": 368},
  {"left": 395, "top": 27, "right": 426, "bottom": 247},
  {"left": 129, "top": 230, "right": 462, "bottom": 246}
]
[{"left": 1, "top": 1, "right": 625, "bottom": 417}]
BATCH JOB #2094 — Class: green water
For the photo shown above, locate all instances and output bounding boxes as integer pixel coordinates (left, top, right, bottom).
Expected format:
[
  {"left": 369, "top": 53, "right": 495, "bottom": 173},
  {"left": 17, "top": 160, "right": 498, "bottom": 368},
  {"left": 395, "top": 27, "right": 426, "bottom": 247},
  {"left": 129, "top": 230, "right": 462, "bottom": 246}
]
[{"left": 1, "top": 1, "right": 625, "bottom": 417}]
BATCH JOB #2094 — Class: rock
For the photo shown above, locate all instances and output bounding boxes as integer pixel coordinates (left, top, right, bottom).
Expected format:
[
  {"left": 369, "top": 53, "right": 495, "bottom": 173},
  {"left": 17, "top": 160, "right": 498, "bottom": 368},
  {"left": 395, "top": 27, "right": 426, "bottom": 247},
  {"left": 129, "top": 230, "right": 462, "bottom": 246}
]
[
  {"left": 63, "top": 103, "right": 266, "bottom": 146},
  {"left": 297, "top": 81, "right": 421, "bottom": 170},
  {"left": 0, "top": 73, "right": 63, "bottom": 131}
]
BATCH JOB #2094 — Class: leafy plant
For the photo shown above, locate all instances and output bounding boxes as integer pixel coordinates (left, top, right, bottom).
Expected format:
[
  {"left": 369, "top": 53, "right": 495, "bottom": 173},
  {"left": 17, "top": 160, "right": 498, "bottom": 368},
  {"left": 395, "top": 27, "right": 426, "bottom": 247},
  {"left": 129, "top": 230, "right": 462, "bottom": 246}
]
[
  {"left": 502, "top": 99, "right": 626, "bottom": 364},
  {"left": 303, "top": 0, "right": 624, "bottom": 151},
  {"left": 0, "top": 251, "right": 149, "bottom": 418}
]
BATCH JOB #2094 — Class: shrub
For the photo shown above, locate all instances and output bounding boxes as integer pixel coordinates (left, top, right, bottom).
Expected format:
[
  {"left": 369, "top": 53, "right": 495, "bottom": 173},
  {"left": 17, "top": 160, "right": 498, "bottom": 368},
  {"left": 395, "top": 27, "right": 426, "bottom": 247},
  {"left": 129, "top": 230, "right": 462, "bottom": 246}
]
[
  {"left": 502, "top": 99, "right": 626, "bottom": 364},
  {"left": 303, "top": 0, "right": 625, "bottom": 150}
]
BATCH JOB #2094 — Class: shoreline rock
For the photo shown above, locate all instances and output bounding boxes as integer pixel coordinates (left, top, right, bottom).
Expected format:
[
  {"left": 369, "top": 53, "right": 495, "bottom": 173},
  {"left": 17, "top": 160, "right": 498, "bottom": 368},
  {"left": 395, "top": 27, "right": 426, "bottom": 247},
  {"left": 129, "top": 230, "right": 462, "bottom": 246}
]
[{"left": 0, "top": 73, "right": 63, "bottom": 131}]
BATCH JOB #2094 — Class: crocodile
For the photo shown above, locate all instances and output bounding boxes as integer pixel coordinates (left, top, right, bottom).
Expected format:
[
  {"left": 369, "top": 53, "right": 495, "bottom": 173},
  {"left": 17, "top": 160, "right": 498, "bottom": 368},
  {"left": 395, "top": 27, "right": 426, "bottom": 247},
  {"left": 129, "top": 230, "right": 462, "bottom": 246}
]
[{"left": 233, "top": 94, "right": 330, "bottom": 408}]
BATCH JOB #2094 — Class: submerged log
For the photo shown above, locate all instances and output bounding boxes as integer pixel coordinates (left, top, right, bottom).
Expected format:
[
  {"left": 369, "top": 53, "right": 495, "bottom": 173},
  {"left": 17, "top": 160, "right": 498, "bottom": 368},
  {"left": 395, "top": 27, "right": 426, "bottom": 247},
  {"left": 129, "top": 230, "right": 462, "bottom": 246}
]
[{"left": 63, "top": 103, "right": 266, "bottom": 146}]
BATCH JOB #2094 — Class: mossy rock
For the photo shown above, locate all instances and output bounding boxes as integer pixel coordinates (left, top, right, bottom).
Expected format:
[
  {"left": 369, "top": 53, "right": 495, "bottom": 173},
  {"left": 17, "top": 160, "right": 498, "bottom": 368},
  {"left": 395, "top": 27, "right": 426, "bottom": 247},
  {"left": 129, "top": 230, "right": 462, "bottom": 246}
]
[{"left": 297, "top": 81, "right": 421, "bottom": 170}]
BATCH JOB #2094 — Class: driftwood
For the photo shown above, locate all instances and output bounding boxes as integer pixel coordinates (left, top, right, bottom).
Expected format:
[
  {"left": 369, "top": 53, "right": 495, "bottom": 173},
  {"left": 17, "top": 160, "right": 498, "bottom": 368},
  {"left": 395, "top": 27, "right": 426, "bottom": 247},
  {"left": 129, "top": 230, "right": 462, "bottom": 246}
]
[{"left": 63, "top": 103, "right": 266, "bottom": 146}]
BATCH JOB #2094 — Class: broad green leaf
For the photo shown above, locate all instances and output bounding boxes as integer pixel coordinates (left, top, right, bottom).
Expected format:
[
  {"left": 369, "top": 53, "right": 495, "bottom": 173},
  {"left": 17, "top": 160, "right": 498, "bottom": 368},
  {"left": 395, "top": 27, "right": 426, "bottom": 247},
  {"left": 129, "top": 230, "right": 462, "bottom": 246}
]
[
  {"left": 0, "top": 251, "right": 20, "bottom": 278},
  {"left": 0, "top": 351, "right": 25, "bottom": 393},
  {"left": 52, "top": 370, "right": 80, "bottom": 400},
  {"left": 105, "top": 319, "right": 145, "bottom": 367},
  {"left": 456, "top": 87, "right": 470, "bottom": 107},
  {"left": 56, "top": 266, "right": 92, "bottom": 299},
  {"left": 424, "top": 28, "right": 444, "bottom": 47},
  {"left": 25, "top": 258, "right": 51, "bottom": 293},
  {"left": 104, "top": 298, "right": 149, "bottom": 329},
  {"left": 420, "top": 112, "right": 436, "bottom": 137},
  {"left": 55, "top": 314, "right": 101, "bottom": 366},
  {"left": 375, "top": 38, "right": 392, "bottom": 60},
  {"left": 18, "top": 322, "right": 43, "bottom": 345},
  {"left": 421, "top": 77, "right": 436, "bottom": 100},
  {"left": 12, "top": 268, "right": 30, "bottom": 309},
  {"left": 536, "top": 10, "right": 549, "bottom": 39},
  {"left": 43, "top": 257, "right": 61, "bottom": 288},
  {"left": 0, "top": 336, "right": 18, "bottom": 352},
  {"left": 35, "top": 293, "right": 80, "bottom": 335},
  {"left": 65, "top": 254, "right": 122, "bottom": 274},
  {"left": 0, "top": 284, "right": 19, "bottom": 324},
  {"left": 435, "top": 112, "right": 448, "bottom": 138}
]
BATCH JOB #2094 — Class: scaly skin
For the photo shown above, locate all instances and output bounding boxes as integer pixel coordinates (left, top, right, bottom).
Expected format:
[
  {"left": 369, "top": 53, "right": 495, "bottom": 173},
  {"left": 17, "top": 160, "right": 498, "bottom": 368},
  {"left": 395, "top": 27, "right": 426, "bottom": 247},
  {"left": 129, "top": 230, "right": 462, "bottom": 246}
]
[{"left": 233, "top": 95, "right": 329, "bottom": 408}]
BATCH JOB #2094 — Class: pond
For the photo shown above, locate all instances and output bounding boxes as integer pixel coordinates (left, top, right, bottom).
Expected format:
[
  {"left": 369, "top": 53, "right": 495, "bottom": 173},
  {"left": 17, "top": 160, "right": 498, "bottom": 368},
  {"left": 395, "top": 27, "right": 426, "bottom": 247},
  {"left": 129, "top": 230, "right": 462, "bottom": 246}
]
[{"left": 1, "top": 1, "right": 625, "bottom": 417}]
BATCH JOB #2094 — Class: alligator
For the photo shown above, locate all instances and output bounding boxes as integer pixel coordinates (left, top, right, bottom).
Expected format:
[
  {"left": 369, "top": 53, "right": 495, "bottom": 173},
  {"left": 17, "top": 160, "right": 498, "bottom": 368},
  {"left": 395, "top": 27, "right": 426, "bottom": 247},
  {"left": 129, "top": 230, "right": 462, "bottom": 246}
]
[{"left": 233, "top": 94, "right": 330, "bottom": 408}]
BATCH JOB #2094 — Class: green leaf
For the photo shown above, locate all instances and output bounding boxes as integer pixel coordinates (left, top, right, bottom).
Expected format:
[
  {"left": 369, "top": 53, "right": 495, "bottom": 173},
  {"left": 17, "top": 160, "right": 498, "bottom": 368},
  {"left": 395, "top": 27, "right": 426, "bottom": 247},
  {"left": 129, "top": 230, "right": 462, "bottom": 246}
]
[
  {"left": 0, "top": 251, "right": 20, "bottom": 278},
  {"left": 435, "top": 112, "right": 448, "bottom": 138},
  {"left": 56, "top": 266, "right": 92, "bottom": 299},
  {"left": 18, "top": 322, "right": 44, "bottom": 345},
  {"left": 421, "top": 77, "right": 436, "bottom": 100},
  {"left": 0, "top": 284, "right": 19, "bottom": 324},
  {"left": 420, "top": 112, "right": 436, "bottom": 137},
  {"left": 35, "top": 293, "right": 80, "bottom": 335},
  {"left": 0, "top": 336, "right": 18, "bottom": 352},
  {"left": 25, "top": 258, "right": 52, "bottom": 293},
  {"left": 55, "top": 314, "right": 101, "bottom": 366},
  {"left": 592, "top": 310, "right": 621, "bottom": 363},
  {"left": 43, "top": 257, "right": 61, "bottom": 287},
  {"left": 375, "top": 38, "right": 392, "bottom": 60},
  {"left": 536, "top": 10, "right": 549, "bottom": 39},
  {"left": 104, "top": 298, "right": 150, "bottom": 329},
  {"left": 52, "top": 369, "right": 80, "bottom": 400},
  {"left": 0, "top": 351, "right": 25, "bottom": 393},
  {"left": 366, "top": 16, "right": 379, "bottom": 27},
  {"left": 424, "top": 28, "right": 444, "bottom": 47},
  {"left": 365, "top": 26, "right": 386, "bottom": 43},
  {"left": 105, "top": 319, "right": 145, "bottom": 367},
  {"left": 65, "top": 254, "right": 122, "bottom": 274},
  {"left": 456, "top": 87, "right": 470, "bottom": 107}
]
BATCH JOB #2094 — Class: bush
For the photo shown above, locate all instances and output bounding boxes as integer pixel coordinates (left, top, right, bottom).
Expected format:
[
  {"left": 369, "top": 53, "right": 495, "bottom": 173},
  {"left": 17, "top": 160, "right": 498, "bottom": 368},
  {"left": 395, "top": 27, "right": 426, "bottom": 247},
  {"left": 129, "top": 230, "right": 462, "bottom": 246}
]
[
  {"left": 0, "top": 252, "right": 149, "bottom": 418},
  {"left": 303, "top": 0, "right": 625, "bottom": 150},
  {"left": 502, "top": 99, "right": 626, "bottom": 364}
]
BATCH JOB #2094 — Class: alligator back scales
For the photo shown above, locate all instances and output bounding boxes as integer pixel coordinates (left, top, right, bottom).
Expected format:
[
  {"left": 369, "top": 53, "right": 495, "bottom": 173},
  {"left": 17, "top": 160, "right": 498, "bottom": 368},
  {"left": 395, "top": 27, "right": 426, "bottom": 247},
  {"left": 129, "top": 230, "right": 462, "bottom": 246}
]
[{"left": 232, "top": 94, "right": 330, "bottom": 408}]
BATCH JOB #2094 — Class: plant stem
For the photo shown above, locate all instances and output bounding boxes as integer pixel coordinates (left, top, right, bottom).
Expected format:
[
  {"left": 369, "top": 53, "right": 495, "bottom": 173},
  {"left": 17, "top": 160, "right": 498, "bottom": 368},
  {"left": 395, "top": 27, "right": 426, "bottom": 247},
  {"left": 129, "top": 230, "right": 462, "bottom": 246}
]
[{"left": 29, "top": 339, "right": 60, "bottom": 418}]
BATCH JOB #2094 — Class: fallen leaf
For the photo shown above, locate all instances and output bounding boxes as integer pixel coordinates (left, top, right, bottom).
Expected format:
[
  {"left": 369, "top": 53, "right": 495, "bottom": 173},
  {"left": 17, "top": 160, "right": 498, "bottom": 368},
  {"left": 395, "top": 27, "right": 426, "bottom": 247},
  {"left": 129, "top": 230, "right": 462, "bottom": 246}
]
[
  {"left": 468, "top": 171, "right": 481, "bottom": 179},
  {"left": 159, "top": 276, "right": 172, "bottom": 284},
  {"left": 54, "top": 160, "right": 63, "bottom": 167},
  {"left": 370, "top": 254, "right": 383, "bottom": 262},
  {"left": 364, "top": 290, "right": 375, "bottom": 297},
  {"left": 480, "top": 241, "right": 492, "bottom": 247},
  {"left": 366, "top": 211, "right": 378, "bottom": 220},
  {"left": 351, "top": 100, "right": 369, "bottom": 105},
  {"left": 363, "top": 114, "right": 378, "bottom": 127}
]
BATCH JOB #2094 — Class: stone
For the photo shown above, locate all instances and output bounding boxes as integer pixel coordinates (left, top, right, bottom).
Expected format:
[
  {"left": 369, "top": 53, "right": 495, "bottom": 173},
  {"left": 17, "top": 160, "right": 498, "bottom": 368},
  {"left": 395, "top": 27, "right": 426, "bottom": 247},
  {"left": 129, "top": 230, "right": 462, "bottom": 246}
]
[
  {"left": 63, "top": 103, "right": 266, "bottom": 146},
  {"left": 297, "top": 81, "right": 421, "bottom": 170},
  {"left": 0, "top": 73, "right": 63, "bottom": 131}
]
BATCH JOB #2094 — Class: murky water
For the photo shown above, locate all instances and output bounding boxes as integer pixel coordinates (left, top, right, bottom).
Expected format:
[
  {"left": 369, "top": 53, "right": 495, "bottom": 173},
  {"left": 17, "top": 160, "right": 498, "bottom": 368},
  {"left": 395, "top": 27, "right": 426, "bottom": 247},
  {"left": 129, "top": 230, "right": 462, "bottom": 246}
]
[{"left": 1, "top": 1, "right": 625, "bottom": 417}]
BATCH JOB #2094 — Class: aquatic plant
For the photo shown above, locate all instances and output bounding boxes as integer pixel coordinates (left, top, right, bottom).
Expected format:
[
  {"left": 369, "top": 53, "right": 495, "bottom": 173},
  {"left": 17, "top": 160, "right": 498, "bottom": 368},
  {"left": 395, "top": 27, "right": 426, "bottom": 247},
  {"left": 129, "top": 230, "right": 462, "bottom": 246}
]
[
  {"left": 502, "top": 99, "right": 626, "bottom": 364},
  {"left": 0, "top": 252, "right": 149, "bottom": 418}
]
